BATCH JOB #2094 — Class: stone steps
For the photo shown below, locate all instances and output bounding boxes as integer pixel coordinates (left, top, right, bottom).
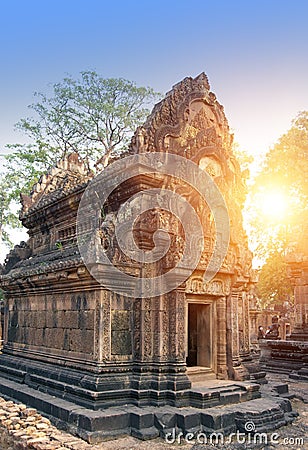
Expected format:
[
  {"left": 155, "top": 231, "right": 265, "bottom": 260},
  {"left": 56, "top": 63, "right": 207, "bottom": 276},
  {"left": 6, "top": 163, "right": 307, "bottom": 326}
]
[
  {"left": 289, "top": 368, "right": 308, "bottom": 381},
  {"left": 0, "top": 375, "right": 294, "bottom": 443},
  {"left": 187, "top": 367, "right": 216, "bottom": 383},
  {"left": 189, "top": 381, "right": 260, "bottom": 408}
]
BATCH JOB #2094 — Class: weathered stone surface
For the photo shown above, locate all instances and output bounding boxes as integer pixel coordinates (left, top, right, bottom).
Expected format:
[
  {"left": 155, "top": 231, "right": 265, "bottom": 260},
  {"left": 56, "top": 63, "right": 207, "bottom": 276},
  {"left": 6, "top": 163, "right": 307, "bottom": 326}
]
[
  {"left": 0, "top": 74, "right": 279, "bottom": 440},
  {"left": 0, "top": 379, "right": 297, "bottom": 446}
]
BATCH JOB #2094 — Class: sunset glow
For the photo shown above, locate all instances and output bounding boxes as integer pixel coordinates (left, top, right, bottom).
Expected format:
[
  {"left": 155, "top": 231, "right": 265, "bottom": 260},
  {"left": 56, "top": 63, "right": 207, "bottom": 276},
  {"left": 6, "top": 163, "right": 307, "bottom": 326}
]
[{"left": 260, "top": 191, "right": 288, "bottom": 221}]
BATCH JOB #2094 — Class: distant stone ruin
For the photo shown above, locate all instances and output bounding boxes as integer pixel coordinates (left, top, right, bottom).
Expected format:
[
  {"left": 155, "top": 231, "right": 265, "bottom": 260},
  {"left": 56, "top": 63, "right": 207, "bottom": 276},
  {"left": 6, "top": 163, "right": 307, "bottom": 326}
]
[{"left": 260, "top": 223, "right": 308, "bottom": 378}]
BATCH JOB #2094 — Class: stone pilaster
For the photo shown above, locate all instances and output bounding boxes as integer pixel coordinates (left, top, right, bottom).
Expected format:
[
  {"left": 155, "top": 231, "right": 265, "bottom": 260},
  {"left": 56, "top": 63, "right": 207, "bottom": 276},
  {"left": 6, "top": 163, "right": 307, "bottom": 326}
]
[
  {"left": 227, "top": 290, "right": 249, "bottom": 380},
  {"left": 239, "top": 291, "right": 251, "bottom": 358},
  {"left": 216, "top": 296, "right": 228, "bottom": 379}
]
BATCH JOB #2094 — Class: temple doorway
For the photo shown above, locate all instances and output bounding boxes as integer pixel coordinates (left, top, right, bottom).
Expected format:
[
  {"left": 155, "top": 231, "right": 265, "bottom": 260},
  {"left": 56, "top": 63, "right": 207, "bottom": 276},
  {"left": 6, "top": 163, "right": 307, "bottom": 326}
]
[{"left": 186, "top": 302, "right": 212, "bottom": 368}]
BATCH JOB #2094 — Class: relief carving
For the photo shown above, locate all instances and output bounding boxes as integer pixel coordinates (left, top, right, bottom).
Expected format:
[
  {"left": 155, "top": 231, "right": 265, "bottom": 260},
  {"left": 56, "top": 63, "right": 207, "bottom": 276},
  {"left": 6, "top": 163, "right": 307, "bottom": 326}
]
[{"left": 185, "top": 276, "right": 226, "bottom": 295}]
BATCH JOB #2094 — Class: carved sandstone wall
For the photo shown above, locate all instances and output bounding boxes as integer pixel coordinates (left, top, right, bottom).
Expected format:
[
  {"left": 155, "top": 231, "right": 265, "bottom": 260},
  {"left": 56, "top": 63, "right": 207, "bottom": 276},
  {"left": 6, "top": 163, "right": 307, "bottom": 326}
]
[{"left": 0, "top": 74, "right": 254, "bottom": 409}]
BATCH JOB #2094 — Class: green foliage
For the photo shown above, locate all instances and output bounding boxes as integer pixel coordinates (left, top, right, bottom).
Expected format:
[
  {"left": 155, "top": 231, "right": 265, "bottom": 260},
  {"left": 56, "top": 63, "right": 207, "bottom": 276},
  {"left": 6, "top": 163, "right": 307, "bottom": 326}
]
[
  {"left": 257, "top": 248, "right": 293, "bottom": 309},
  {"left": 4, "top": 143, "right": 51, "bottom": 201},
  {"left": 0, "top": 71, "right": 160, "bottom": 247},
  {"left": 0, "top": 175, "right": 21, "bottom": 247},
  {"left": 255, "top": 111, "right": 308, "bottom": 205},
  {"left": 55, "top": 241, "right": 63, "bottom": 251},
  {"left": 232, "top": 142, "right": 254, "bottom": 173},
  {"left": 250, "top": 111, "right": 308, "bottom": 308},
  {"left": 14, "top": 72, "right": 160, "bottom": 169},
  {"left": 249, "top": 111, "right": 308, "bottom": 259}
]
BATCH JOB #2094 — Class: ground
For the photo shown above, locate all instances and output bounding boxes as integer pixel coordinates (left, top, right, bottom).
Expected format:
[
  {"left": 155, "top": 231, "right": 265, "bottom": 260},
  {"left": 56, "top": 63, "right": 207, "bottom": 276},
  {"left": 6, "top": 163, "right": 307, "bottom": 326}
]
[{"left": 0, "top": 373, "right": 307, "bottom": 449}]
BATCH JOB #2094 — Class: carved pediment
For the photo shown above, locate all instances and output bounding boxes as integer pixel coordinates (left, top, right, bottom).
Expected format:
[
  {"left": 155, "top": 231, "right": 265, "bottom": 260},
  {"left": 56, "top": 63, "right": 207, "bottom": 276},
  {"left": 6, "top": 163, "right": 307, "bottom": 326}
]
[
  {"left": 20, "top": 153, "right": 93, "bottom": 215},
  {"left": 130, "top": 72, "right": 232, "bottom": 160}
]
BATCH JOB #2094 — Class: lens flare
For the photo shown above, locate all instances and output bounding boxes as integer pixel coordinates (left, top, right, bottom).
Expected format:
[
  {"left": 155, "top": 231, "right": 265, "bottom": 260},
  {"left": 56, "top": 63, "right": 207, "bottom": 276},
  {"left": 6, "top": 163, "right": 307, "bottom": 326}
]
[{"left": 260, "top": 191, "right": 288, "bottom": 220}]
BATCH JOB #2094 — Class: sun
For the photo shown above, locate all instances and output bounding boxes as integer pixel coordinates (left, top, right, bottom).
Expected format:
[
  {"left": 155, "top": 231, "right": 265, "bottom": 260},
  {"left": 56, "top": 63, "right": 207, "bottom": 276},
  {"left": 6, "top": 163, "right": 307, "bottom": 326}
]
[{"left": 260, "top": 191, "right": 288, "bottom": 221}]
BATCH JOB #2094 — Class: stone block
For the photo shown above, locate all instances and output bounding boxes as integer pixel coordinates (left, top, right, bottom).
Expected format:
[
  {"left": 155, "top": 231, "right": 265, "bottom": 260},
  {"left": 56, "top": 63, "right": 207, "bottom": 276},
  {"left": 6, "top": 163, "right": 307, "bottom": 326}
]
[
  {"left": 272, "top": 383, "right": 289, "bottom": 395},
  {"left": 44, "top": 329, "right": 54, "bottom": 347},
  {"left": 63, "top": 329, "right": 70, "bottom": 351},
  {"left": 64, "top": 311, "right": 79, "bottom": 329},
  {"left": 17, "top": 311, "right": 24, "bottom": 327},
  {"left": 154, "top": 410, "right": 177, "bottom": 430},
  {"left": 276, "top": 397, "right": 292, "bottom": 413},
  {"left": 29, "top": 311, "right": 38, "bottom": 327},
  {"left": 201, "top": 411, "right": 223, "bottom": 430},
  {"left": 35, "top": 312, "right": 46, "bottom": 328},
  {"left": 15, "top": 326, "right": 25, "bottom": 343},
  {"left": 76, "top": 409, "right": 129, "bottom": 432},
  {"left": 130, "top": 410, "right": 154, "bottom": 429},
  {"left": 176, "top": 409, "right": 200, "bottom": 430},
  {"left": 131, "top": 426, "right": 159, "bottom": 440},
  {"left": 53, "top": 328, "right": 65, "bottom": 349},
  {"left": 111, "top": 311, "right": 130, "bottom": 331},
  {"left": 78, "top": 310, "right": 95, "bottom": 330},
  {"left": 35, "top": 296, "right": 47, "bottom": 311},
  {"left": 33, "top": 328, "right": 44, "bottom": 347},
  {"left": 28, "top": 299, "right": 38, "bottom": 311},
  {"left": 23, "top": 311, "right": 30, "bottom": 326},
  {"left": 71, "top": 294, "right": 88, "bottom": 311},
  {"left": 111, "top": 331, "right": 132, "bottom": 355},
  {"left": 69, "top": 329, "right": 82, "bottom": 352},
  {"left": 81, "top": 329, "right": 94, "bottom": 355},
  {"left": 9, "top": 310, "right": 19, "bottom": 327},
  {"left": 45, "top": 311, "right": 57, "bottom": 328},
  {"left": 57, "top": 310, "right": 66, "bottom": 328},
  {"left": 220, "top": 392, "right": 240, "bottom": 405},
  {"left": 58, "top": 295, "right": 72, "bottom": 311},
  {"left": 110, "top": 294, "right": 131, "bottom": 311},
  {"left": 8, "top": 326, "right": 18, "bottom": 342},
  {"left": 69, "top": 329, "right": 94, "bottom": 354},
  {"left": 23, "top": 326, "right": 30, "bottom": 344},
  {"left": 50, "top": 399, "right": 77, "bottom": 423}
]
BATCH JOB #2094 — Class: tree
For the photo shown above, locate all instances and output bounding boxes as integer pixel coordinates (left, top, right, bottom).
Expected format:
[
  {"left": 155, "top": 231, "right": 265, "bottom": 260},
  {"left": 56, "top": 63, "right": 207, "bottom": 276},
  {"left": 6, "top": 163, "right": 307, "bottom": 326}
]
[
  {"left": 14, "top": 72, "right": 160, "bottom": 168},
  {"left": 249, "top": 111, "right": 308, "bottom": 307},
  {"left": 256, "top": 247, "right": 293, "bottom": 309},
  {"left": 1, "top": 72, "right": 160, "bottom": 247},
  {"left": 232, "top": 141, "right": 254, "bottom": 173},
  {"left": 0, "top": 175, "right": 20, "bottom": 248},
  {"left": 249, "top": 111, "right": 308, "bottom": 258}
]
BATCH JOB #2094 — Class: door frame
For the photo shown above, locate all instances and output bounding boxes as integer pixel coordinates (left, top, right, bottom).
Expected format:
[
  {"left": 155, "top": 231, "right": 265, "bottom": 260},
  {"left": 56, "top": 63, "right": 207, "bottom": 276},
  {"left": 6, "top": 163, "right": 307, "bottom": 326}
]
[{"left": 185, "top": 295, "right": 217, "bottom": 374}]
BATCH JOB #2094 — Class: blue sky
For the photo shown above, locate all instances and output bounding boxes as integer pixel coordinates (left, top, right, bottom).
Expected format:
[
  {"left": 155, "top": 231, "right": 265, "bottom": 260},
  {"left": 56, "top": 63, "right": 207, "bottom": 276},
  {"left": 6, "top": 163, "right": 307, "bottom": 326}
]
[{"left": 0, "top": 0, "right": 307, "bottom": 161}]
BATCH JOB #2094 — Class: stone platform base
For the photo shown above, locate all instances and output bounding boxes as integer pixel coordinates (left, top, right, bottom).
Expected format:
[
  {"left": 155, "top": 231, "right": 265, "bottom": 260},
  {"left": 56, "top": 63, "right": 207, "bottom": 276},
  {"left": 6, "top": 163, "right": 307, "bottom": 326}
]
[
  {"left": 290, "top": 368, "right": 308, "bottom": 382},
  {"left": 259, "top": 340, "right": 308, "bottom": 375},
  {"left": 0, "top": 353, "right": 261, "bottom": 410},
  {"left": 0, "top": 376, "right": 294, "bottom": 443}
]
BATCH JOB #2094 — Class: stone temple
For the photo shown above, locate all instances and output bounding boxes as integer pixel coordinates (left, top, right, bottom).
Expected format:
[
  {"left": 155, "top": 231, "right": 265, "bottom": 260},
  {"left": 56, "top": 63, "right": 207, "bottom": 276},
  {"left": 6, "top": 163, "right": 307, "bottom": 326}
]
[{"left": 0, "top": 74, "right": 294, "bottom": 442}]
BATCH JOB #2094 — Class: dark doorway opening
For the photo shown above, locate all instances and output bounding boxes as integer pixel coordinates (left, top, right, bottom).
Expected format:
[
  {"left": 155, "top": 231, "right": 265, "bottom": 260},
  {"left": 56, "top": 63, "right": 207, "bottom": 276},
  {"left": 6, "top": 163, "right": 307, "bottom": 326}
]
[{"left": 186, "top": 303, "right": 211, "bottom": 367}]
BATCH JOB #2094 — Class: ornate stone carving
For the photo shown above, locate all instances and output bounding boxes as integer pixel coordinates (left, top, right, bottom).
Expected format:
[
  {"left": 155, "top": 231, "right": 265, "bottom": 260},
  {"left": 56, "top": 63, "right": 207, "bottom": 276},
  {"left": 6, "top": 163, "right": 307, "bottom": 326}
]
[
  {"left": 186, "top": 276, "right": 229, "bottom": 296},
  {"left": 130, "top": 73, "right": 232, "bottom": 159},
  {"left": 131, "top": 126, "right": 148, "bottom": 152},
  {"left": 20, "top": 152, "right": 93, "bottom": 216},
  {"left": 0, "top": 73, "right": 256, "bottom": 414}
]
